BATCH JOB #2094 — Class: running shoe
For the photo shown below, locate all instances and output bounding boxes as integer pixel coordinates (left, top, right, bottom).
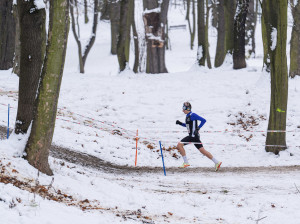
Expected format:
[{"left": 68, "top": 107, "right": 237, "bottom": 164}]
[
  {"left": 215, "top": 162, "right": 222, "bottom": 171},
  {"left": 179, "top": 163, "right": 190, "bottom": 168}
]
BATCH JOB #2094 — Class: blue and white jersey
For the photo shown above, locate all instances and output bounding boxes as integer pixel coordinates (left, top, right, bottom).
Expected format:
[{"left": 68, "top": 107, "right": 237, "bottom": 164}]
[{"left": 180, "top": 112, "right": 206, "bottom": 137}]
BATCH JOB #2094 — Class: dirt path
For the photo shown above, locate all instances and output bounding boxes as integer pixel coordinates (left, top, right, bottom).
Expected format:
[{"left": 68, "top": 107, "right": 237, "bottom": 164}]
[{"left": 1, "top": 125, "right": 300, "bottom": 175}]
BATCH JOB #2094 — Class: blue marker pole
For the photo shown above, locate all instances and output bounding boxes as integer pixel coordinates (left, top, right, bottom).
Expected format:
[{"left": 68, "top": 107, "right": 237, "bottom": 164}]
[
  {"left": 159, "top": 141, "right": 166, "bottom": 176},
  {"left": 7, "top": 104, "right": 10, "bottom": 139},
  {"left": 6, "top": 104, "right": 10, "bottom": 139}
]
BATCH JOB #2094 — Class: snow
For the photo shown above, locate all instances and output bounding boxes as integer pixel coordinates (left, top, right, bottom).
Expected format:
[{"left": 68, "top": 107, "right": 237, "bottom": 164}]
[
  {"left": 271, "top": 27, "right": 277, "bottom": 51},
  {"left": 1, "top": 2, "right": 300, "bottom": 224}
]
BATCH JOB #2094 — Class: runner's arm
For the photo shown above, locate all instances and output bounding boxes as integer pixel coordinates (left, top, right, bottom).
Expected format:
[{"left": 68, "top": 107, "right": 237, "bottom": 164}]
[{"left": 191, "top": 113, "right": 206, "bottom": 128}]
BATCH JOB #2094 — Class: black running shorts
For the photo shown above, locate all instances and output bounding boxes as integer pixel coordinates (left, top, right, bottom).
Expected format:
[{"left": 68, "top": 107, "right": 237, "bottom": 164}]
[{"left": 180, "top": 136, "right": 203, "bottom": 149}]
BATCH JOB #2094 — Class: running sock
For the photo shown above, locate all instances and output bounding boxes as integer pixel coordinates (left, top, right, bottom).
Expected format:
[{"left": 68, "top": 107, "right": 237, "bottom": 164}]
[
  {"left": 183, "top": 156, "right": 189, "bottom": 164},
  {"left": 212, "top": 157, "right": 219, "bottom": 165}
]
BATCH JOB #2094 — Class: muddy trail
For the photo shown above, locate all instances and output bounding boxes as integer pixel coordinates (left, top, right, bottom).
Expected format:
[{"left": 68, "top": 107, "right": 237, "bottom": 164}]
[{"left": 1, "top": 125, "right": 300, "bottom": 175}]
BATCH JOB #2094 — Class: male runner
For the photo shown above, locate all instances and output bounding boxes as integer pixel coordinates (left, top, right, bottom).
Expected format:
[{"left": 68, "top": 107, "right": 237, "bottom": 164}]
[{"left": 176, "top": 102, "right": 222, "bottom": 171}]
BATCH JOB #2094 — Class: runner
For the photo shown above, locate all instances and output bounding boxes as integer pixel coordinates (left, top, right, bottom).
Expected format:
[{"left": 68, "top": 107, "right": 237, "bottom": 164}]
[{"left": 176, "top": 102, "right": 222, "bottom": 171}]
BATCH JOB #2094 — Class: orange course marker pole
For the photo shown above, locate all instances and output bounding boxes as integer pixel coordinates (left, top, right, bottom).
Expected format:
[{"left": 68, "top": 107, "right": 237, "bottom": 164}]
[{"left": 135, "top": 130, "right": 138, "bottom": 166}]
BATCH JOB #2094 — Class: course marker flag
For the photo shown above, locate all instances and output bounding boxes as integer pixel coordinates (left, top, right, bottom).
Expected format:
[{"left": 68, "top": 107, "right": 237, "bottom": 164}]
[{"left": 159, "top": 141, "right": 166, "bottom": 176}]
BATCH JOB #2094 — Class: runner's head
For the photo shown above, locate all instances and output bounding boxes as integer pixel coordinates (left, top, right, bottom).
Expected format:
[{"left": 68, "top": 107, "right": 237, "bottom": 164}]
[{"left": 182, "top": 102, "right": 191, "bottom": 112}]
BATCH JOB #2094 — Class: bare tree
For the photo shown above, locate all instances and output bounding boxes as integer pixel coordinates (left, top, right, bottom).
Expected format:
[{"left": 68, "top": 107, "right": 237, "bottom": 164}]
[
  {"left": 25, "top": 0, "right": 70, "bottom": 175},
  {"left": 117, "top": 0, "right": 134, "bottom": 71},
  {"left": 70, "top": 0, "right": 99, "bottom": 73},
  {"left": 262, "top": 0, "right": 288, "bottom": 154},
  {"left": 233, "top": 0, "right": 249, "bottom": 69},
  {"left": 143, "top": 0, "right": 169, "bottom": 74},
  {"left": 15, "top": 0, "right": 46, "bottom": 134}
]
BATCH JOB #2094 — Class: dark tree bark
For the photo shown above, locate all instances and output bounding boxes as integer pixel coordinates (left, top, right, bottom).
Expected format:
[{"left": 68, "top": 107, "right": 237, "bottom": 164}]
[
  {"left": 100, "top": 0, "right": 110, "bottom": 20},
  {"left": 211, "top": 0, "right": 218, "bottom": 28},
  {"left": 109, "top": 0, "right": 120, "bottom": 55},
  {"left": 12, "top": 4, "right": 21, "bottom": 76},
  {"left": 143, "top": 0, "right": 169, "bottom": 74},
  {"left": 15, "top": 0, "right": 46, "bottom": 134},
  {"left": 70, "top": 0, "right": 98, "bottom": 73},
  {"left": 25, "top": 0, "right": 70, "bottom": 176},
  {"left": 0, "top": 0, "right": 16, "bottom": 70},
  {"left": 215, "top": 0, "right": 226, "bottom": 67},
  {"left": 262, "top": 0, "right": 288, "bottom": 154},
  {"left": 197, "top": 0, "right": 205, "bottom": 66},
  {"left": 233, "top": 0, "right": 249, "bottom": 69},
  {"left": 225, "top": 0, "right": 236, "bottom": 55},
  {"left": 117, "top": 0, "right": 134, "bottom": 72},
  {"left": 245, "top": 0, "right": 257, "bottom": 57},
  {"left": 289, "top": 0, "right": 300, "bottom": 78}
]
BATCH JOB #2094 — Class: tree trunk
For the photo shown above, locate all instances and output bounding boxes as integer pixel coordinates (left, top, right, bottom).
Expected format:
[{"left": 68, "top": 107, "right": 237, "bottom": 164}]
[
  {"left": 25, "top": 0, "right": 70, "bottom": 176},
  {"left": 197, "top": 0, "right": 205, "bottom": 66},
  {"left": 205, "top": 0, "right": 212, "bottom": 69},
  {"left": 261, "top": 12, "right": 270, "bottom": 72},
  {"left": 0, "top": 0, "right": 15, "bottom": 70},
  {"left": 84, "top": 0, "right": 89, "bottom": 23},
  {"left": 132, "top": 1, "right": 140, "bottom": 73},
  {"left": 224, "top": 0, "right": 236, "bottom": 55},
  {"left": 15, "top": 0, "right": 46, "bottom": 134},
  {"left": 289, "top": 0, "right": 300, "bottom": 78},
  {"left": 245, "top": 0, "right": 256, "bottom": 57},
  {"left": 117, "top": 0, "right": 134, "bottom": 72},
  {"left": 233, "top": 0, "right": 249, "bottom": 69},
  {"left": 82, "top": 0, "right": 99, "bottom": 67},
  {"left": 12, "top": 4, "right": 20, "bottom": 76},
  {"left": 143, "top": 0, "right": 169, "bottom": 74},
  {"left": 70, "top": 0, "right": 98, "bottom": 73},
  {"left": 262, "top": 0, "right": 288, "bottom": 154},
  {"left": 110, "top": 0, "right": 120, "bottom": 55},
  {"left": 215, "top": 0, "right": 226, "bottom": 67},
  {"left": 187, "top": 0, "right": 196, "bottom": 50},
  {"left": 100, "top": 0, "right": 110, "bottom": 20}
]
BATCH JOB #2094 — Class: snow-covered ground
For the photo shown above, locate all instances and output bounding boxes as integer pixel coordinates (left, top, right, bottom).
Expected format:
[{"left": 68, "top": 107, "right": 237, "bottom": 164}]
[{"left": 1, "top": 2, "right": 300, "bottom": 224}]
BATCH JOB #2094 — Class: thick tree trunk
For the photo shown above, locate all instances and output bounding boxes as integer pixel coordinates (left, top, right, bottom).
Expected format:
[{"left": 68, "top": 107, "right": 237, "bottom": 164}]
[
  {"left": 110, "top": 0, "right": 120, "bottom": 55},
  {"left": 197, "top": 0, "right": 205, "bottom": 66},
  {"left": 233, "top": 0, "right": 249, "bottom": 69},
  {"left": 15, "top": 0, "right": 46, "bottom": 134},
  {"left": 224, "top": 0, "right": 236, "bottom": 55},
  {"left": 262, "top": 0, "right": 288, "bottom": 154},
  {"left": 25, "top": 0, "right": 70, "bottom": 176},
  {"left": 0, "top": 0, "right": 16, "bottom": 70},
  {"left": 143, "top": 0, "right": 169, "bottom": 74},
  {"left": 117, "top": 0, "right": 133, "bottom": 72},
  {"left": 215, "top": 0, "right": 226, "bottom": 67},
  {"left": 289, "top": 0, "right": 300, "bottom": 78}
]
